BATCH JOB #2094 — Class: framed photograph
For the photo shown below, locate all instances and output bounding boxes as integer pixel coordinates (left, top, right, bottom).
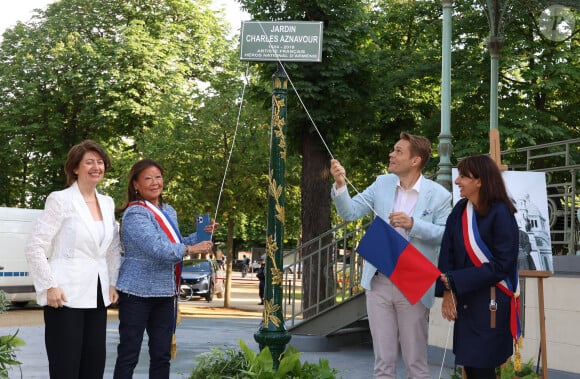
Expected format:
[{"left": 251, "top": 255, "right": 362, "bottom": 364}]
[{"left": 452, "top": 169, "right": 553, "bottom": 272}]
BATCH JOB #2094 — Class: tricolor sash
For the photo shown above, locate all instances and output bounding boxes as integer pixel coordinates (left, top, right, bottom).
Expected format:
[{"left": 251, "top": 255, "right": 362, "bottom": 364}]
[{"left": 462, "top": 200, "right": 522, "bottom": 341}]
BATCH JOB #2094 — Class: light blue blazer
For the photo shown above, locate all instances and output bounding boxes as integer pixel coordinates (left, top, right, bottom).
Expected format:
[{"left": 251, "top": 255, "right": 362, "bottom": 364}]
[{"left": 332, "top": 174, "right": 452, "bottom": 308}]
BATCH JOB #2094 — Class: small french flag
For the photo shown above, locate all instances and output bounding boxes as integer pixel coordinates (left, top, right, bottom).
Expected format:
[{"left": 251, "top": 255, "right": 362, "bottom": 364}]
[{"left": 356, "top": 216, "right": 441, "bottom": 304}]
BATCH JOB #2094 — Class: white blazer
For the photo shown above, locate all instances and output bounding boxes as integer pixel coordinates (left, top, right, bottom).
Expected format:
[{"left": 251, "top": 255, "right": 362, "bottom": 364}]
[{"left": 26, "top": 182, "right": 121, "bottom": 308}]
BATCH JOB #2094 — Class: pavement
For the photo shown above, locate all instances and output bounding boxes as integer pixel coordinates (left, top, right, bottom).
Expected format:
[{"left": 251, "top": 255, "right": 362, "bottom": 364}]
[
  {"left": 2, "top": 313, "right": 456, "bottom": 379},
  {"left": 3, "top": 273, "right": 571, "bottom": 379}
]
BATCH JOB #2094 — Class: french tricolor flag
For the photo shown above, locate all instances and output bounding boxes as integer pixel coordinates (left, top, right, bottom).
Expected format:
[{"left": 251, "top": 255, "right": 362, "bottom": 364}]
[{"left": 356, "top": 216, "right": 441, "bottom": 304}]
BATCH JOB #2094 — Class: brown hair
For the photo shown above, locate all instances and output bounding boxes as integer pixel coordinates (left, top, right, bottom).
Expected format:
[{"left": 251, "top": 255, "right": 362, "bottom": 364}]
[
  {"left": 400, "top": 132, "right": 431, "bottom": 170},
  {"left": 64, "top": 140, "right": 111, "bottom": 187},
  {"left": 120, "top": 159, "right": 165, "bottom": 211},
  {"left": 457, "top": 155, "right": 516, "bottom": 215}
]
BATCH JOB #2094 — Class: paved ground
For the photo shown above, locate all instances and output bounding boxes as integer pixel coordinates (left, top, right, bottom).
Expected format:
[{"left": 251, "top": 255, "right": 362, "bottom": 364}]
[
  {"left": 2, "top": 272, "right": 571, "bottom": 378},
  {"left": 0, "top": 273, "right": 452, "bottom": 379}
]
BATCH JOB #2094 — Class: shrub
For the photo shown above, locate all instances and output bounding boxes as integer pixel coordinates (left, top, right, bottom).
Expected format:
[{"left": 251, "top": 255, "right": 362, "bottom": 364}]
[{"left": 189, "top": 339, "right": 339, "bottom": 379}]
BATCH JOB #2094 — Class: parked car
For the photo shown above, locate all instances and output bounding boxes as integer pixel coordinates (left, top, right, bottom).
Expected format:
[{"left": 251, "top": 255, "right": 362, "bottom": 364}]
[
  {"left": 232, "top": 259, "right": 245, "bottom": 272},
  {"left": 180, "top": 259, "right": 224, "bottom": 302}
]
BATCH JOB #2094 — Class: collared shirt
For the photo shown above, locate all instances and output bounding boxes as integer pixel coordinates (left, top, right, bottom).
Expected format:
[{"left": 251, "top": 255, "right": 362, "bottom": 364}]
[{"left": 393, "top": 175, "right": 422, "bottom": 239}]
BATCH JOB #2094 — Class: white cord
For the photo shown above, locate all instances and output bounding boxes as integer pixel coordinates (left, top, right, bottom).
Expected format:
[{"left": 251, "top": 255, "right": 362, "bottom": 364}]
[
  {"left": 439, "top": 292, "right": 457, "bottom": 379},
  {"left": 209, "top": 63, "right": 251, "bottom": 239}
]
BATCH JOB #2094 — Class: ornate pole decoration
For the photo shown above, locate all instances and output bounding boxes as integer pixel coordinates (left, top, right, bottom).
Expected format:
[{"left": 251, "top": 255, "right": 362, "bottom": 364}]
[
  {"left": 253, "top": 62, "right": 291, "bottom": 368},
  {"left": 437, "top": 0, "right": 454, "bottom": 191},
  {"left": 240, "top": 20, "right": 323, "bottom": 370}
]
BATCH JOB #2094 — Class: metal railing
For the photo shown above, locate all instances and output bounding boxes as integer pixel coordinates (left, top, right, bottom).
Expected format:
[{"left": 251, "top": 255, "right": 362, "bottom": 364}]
[
  {"left": 501, "top": 138, "right": 580, "bottom": 255},
  {"left": 281, "top": 220, "right": 369, "bottom": 328}
]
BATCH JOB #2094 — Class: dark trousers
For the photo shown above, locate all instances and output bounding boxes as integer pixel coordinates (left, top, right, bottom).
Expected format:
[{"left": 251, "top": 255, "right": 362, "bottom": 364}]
[
  {"left": 259, "top": 280, "right": 265, "bottom": 300},
  {"left": 44, "top": 279, "right": 106, "bottom": 379},
  {"left": 113, "top": 292, "right": 175, "bottom": 379},
  {"left": 464, "top": 366, "right": 497, "bottom": 379}
]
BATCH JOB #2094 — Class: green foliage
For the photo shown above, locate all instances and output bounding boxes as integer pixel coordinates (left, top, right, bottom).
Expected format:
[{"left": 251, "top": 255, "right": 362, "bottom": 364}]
[
  {"left": 449, "top": 360, "right": 541, "bottom": 379},
  {"left": 446, "top": 365, "right": 462, "bottom": 379},
  {"left": 0, "top": 332, "right": 25, "bottom": 379},
  {"left": 0, "top": 290, "right": 25, "bottom": 378},
  {"left": 497, "top": 359, "right": 540, "bottom": 379},
  {"left": 189, "top": 339, "right": 338, "bottom": 379},
  {"left": 0, "top": 0, "right": 577, "bottom": 250},
  {"left": 0, "top": 291, "right": 9, "bottom": 314}
]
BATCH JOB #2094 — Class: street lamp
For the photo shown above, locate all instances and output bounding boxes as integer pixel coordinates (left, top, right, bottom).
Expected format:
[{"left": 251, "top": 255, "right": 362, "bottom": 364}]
[{"left": 437, "top": 0, "right": 454, "bottom": 191}]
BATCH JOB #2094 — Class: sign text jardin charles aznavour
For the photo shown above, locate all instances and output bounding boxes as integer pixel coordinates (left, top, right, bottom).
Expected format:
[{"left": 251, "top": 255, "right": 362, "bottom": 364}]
[{"left": 240, "top": 21, "right": 323, "bottom": 63}]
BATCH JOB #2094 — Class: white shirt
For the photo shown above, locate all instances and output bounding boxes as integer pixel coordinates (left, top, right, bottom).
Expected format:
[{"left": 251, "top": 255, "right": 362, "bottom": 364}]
[{"left": 393, "top": 175, "right": 422, "bottom": 239}]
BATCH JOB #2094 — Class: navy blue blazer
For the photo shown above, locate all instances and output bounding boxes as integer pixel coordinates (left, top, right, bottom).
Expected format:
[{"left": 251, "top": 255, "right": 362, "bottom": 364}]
[{"left": 436, "top": 199, "right": 519, "bottom": 368}]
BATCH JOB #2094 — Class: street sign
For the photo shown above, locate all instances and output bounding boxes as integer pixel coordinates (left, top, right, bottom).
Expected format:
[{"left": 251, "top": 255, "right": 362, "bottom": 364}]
[{"left": 240, "top": 21, "right": 323, "bottom": 62}]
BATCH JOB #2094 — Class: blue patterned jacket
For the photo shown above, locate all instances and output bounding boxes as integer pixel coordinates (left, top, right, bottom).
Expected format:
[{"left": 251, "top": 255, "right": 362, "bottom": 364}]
[{"left": 116, "top": 203, "right": 198, "bottom": 297}]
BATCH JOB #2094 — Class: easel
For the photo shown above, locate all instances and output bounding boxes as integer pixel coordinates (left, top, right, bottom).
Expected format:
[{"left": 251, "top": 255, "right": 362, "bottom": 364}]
[
  {"left": 460, "top": 130, "right": 551, "bottom": 379},
  {"left": 519, "top": 270, "right": 551, "bottom": 379}
]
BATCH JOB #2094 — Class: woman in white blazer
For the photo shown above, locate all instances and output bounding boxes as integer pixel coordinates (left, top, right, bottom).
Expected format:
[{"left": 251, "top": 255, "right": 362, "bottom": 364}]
[{"left": 26, "top": 140, "right": 121, "bottom": 379}]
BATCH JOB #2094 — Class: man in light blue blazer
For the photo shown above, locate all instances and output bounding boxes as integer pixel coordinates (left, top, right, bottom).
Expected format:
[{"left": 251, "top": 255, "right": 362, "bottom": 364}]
[{"left": 330, "top": 132, "right": 452, "bottom": 379}]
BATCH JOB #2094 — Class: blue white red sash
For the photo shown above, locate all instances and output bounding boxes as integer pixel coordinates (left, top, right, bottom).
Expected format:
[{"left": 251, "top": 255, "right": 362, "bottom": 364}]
[
  {"left": 128, "top": 200, "right": 182, "bottom": 294},
  {"left": 462, "top": 200, "right": 522, "bottom": 341}
]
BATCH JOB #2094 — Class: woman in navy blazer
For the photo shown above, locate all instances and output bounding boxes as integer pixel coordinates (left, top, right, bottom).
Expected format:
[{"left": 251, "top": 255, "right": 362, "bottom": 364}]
[
  {"left": 26, "top": 140, "right": 122, "bottom": 379},
  {"left": 437, "top": 155, "right": 519, "bottom": 379}
]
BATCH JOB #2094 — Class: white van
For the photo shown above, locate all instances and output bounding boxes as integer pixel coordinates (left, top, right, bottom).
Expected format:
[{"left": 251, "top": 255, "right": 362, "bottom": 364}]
[{"left": 0, "top": 207, "right": 42, "bottom": 307}]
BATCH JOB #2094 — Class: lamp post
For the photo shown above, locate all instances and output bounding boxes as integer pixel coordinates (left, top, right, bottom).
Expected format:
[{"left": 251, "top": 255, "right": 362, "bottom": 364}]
[
  {"left": 253, "top": 62, "right": 291, "bottom": 369},
  {"left": 437, "top": 0, "right": 454, "bottom": 191},
  {"left": 485, "top": 0, "right": 507, "bottom": 134}
]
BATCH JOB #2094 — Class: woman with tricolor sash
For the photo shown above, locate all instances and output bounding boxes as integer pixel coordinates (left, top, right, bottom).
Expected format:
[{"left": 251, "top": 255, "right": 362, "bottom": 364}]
[
  {"left": 436, "top": 155, "right": 521, "bottom": 379},
  {"left": 113, "top": 159, "right": 216, "bottom": 379}
]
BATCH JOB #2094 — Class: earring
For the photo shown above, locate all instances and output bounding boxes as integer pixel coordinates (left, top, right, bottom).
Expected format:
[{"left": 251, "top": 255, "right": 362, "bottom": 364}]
[{"left": 135, "top": 188, "right": 139, "bottom": 194}]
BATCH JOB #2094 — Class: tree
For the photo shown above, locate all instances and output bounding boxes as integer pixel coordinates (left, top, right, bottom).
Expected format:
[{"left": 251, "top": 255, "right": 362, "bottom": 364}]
[
  {"left": 0, "top": 0, "right": 229, "bottom": 207},
  {"left": 237, "top": 0, "right": 578, "bottom": 314},
  {"left": 238, "top": 0, "right": 378, "bottom": 313}
]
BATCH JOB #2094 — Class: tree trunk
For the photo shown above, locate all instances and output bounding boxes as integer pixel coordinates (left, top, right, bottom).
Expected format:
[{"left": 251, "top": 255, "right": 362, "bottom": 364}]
[
  {"left": 300, "top": 130, "right": 334, "bottom": 317},
  {"left": 223, "top": 215, "right": 234, "bottom": 308}
]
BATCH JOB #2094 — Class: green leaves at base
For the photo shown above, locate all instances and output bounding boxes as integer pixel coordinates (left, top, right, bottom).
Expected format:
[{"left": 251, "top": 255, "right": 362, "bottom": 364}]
[
  {"left": 0, "top": 330, "right": 25, "bottom": 379},
  {"left": 189, "top": 339, "right": 338, "bottom": 379}
]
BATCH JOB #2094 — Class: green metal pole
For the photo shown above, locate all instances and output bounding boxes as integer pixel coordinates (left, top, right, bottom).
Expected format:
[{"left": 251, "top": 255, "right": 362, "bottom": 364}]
[
  {"left": 487, "top": 36, "right": 503, "bottom": 133},
  {"left": 254, "top": 62, "right": 291, "bottom": 369},
  {"left": 485, "top": 0, "right": 504, "bottom": 134},
  {"left": 437, "top": 0, "right": 454, "bottom": 191}
]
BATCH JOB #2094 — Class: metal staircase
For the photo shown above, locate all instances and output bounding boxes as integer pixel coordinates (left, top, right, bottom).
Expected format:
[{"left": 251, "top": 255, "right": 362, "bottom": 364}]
[{"left": 280, "top": 219, "right": 371, "bottom": 337}]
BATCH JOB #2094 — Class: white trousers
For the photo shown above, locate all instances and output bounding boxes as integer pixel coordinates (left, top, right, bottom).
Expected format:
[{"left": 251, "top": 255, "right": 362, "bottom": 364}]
[{"left": 366, "top": 272, "right": 430, "bottom": 379}]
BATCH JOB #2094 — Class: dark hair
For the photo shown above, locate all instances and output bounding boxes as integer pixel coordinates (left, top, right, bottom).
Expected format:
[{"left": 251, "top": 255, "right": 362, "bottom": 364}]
[
  {"left": 120, "top": 159, "right": 164, "bottom": 211},
  {"left": 457, "top": 155, "right": 516, "bottom": 215},
  {"left": 400, "top": 132, "right": 431, "bottom": 170},
  {"left": 64, "top": 140, "right": 111, "bottom": 187}
]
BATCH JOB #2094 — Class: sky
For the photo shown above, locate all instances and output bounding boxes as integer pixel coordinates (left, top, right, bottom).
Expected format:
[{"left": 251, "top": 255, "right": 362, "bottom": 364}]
[{"left": 0, "top": 0, "right": 250, "bottom": 38}]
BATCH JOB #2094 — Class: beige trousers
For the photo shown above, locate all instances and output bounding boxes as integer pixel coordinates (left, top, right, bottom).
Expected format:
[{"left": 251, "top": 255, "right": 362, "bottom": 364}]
[{"left": 366, "top": 272, "right": 430, "bottom": 379}]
